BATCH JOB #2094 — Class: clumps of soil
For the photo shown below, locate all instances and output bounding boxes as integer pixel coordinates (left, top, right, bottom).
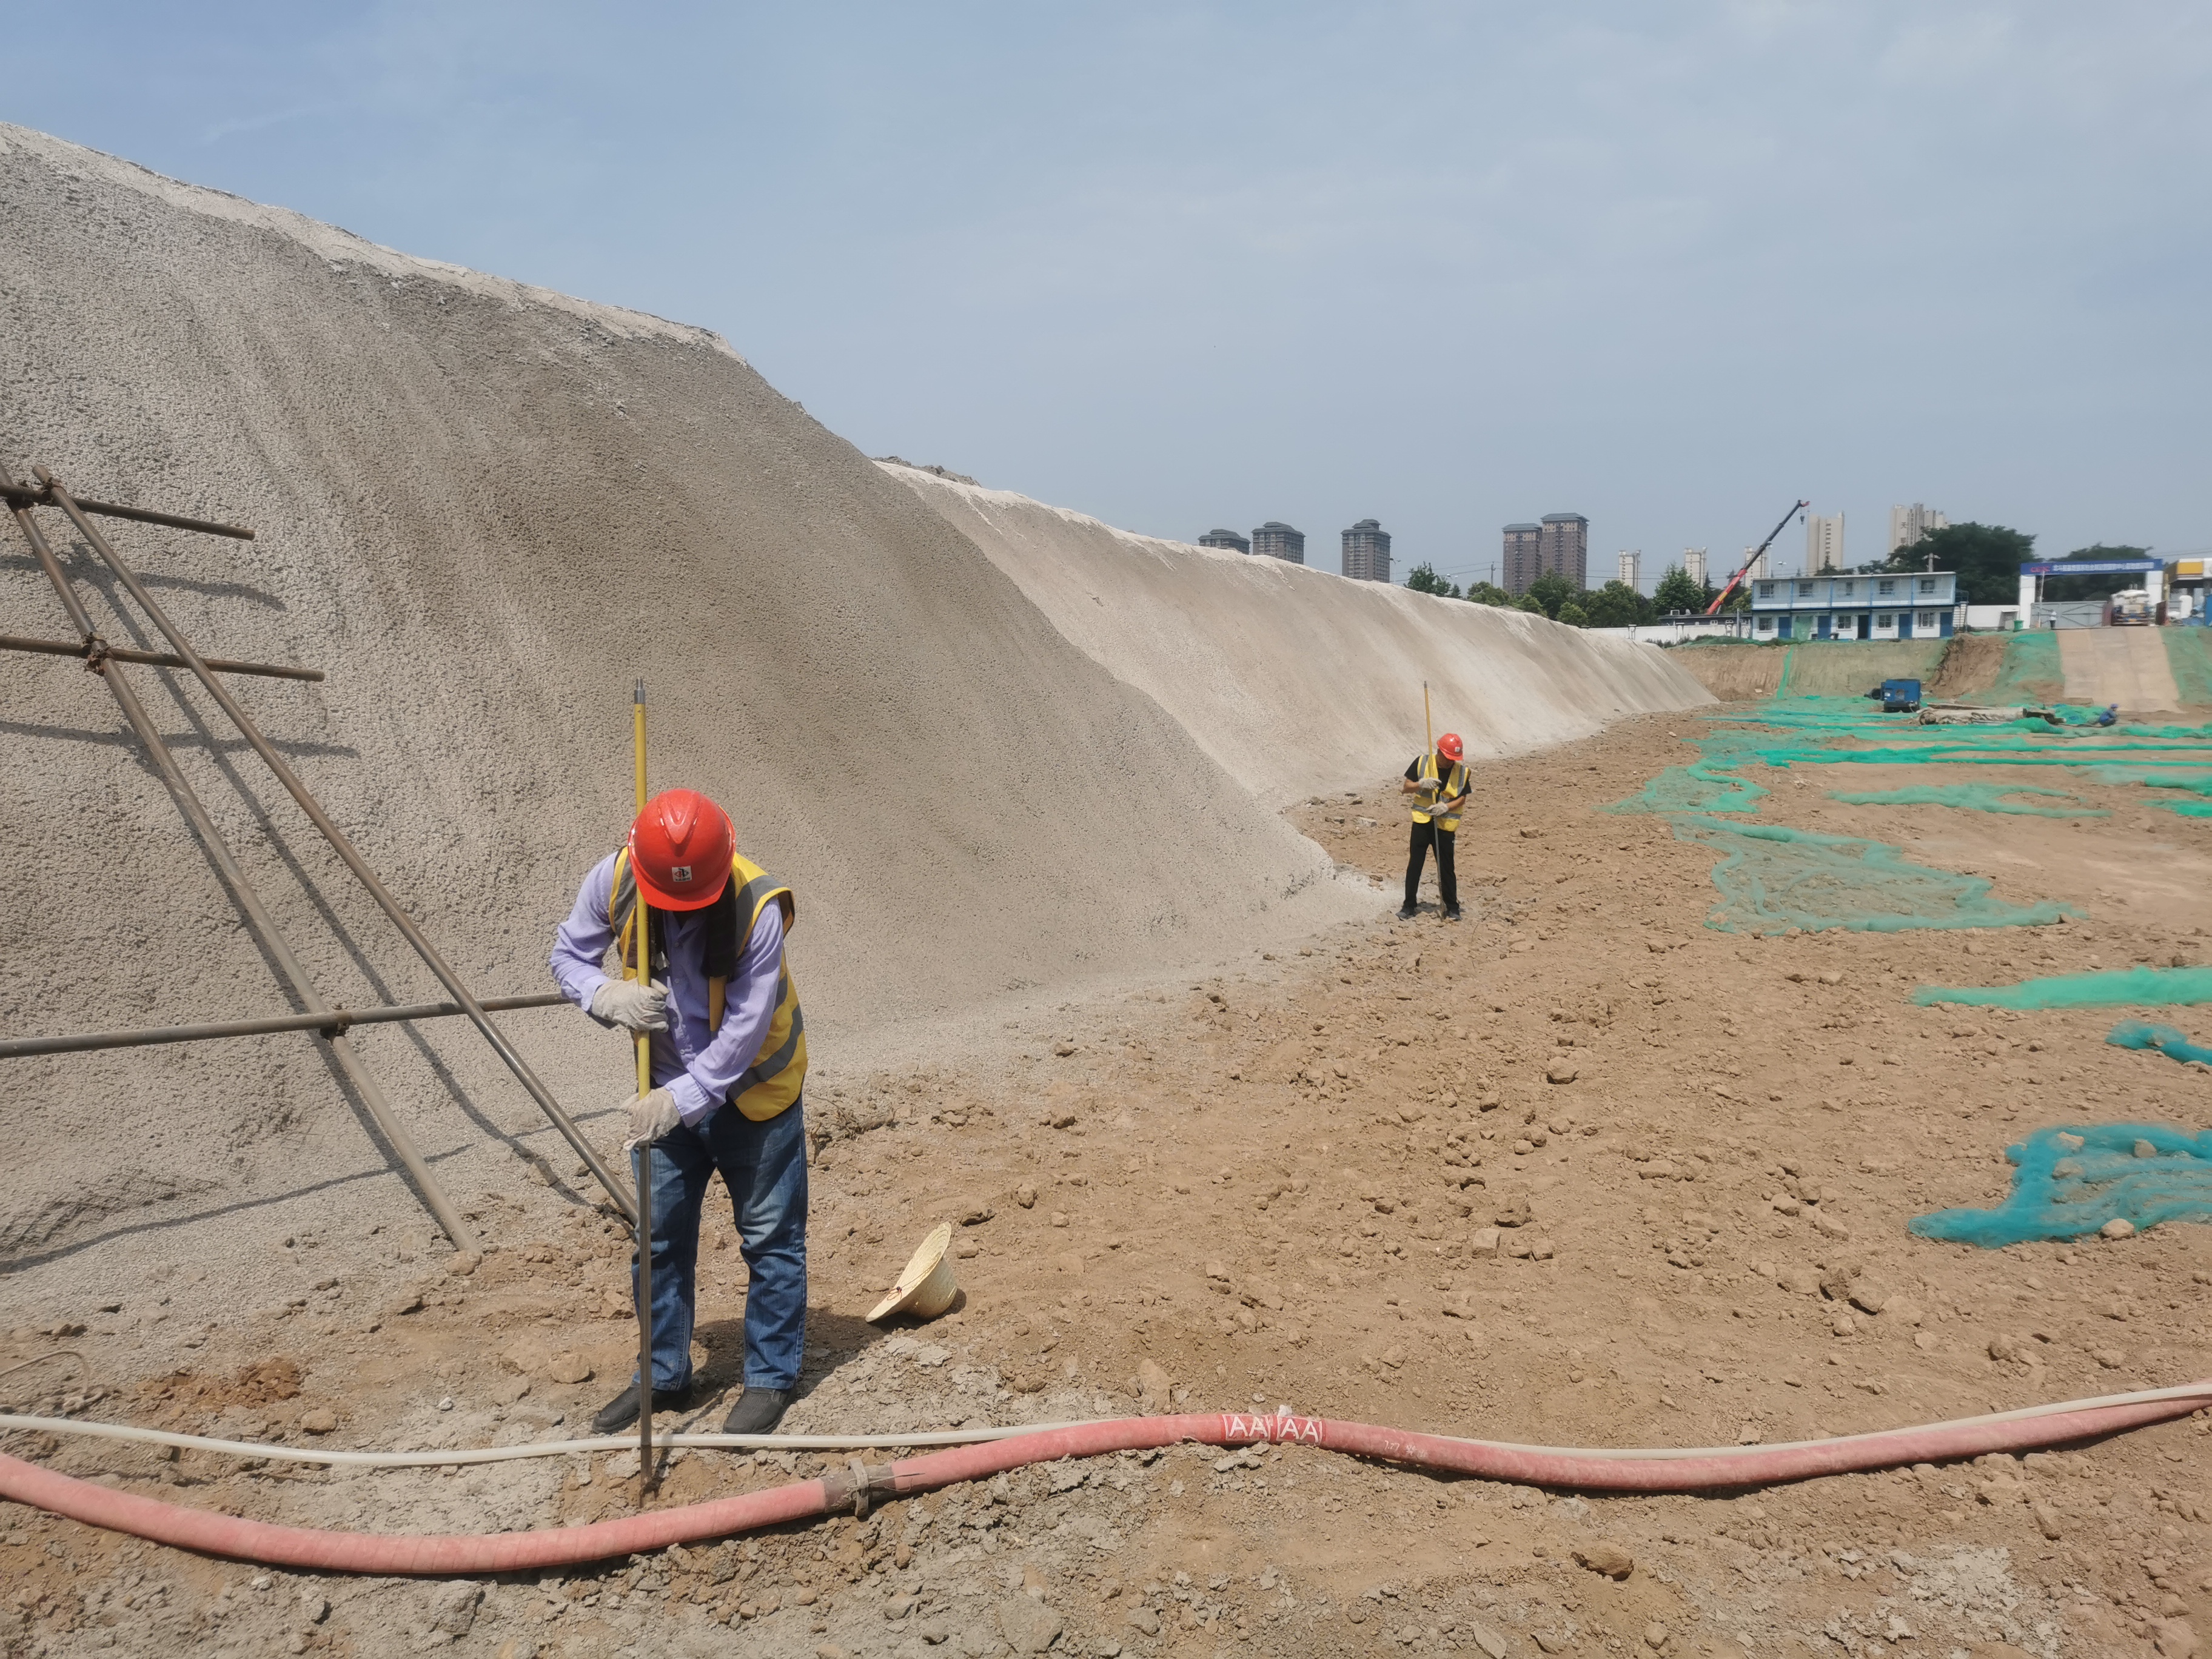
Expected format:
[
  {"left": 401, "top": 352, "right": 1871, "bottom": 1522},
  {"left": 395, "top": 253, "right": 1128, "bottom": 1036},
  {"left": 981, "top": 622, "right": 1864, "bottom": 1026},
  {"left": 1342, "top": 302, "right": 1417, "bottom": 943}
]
[{"left": 136, "top": 1357, "right": 302, "bottom": 1411}]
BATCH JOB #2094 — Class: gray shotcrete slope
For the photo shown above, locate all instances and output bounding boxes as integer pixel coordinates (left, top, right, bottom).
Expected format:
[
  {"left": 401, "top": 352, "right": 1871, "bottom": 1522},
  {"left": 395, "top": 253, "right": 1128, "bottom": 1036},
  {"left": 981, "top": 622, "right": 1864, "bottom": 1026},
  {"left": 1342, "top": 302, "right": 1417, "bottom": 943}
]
[
  {"left": 881, "top": 463, "right": 1714, "bottom": 806},
  {"left": 0, "top": 124, "right": 1368, "bottom": 1273}
]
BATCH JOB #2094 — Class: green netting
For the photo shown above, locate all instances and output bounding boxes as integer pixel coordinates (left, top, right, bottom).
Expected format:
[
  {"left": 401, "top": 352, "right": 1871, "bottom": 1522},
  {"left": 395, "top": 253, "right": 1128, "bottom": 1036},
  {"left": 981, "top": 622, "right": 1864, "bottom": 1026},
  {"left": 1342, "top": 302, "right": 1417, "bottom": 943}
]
[
  {"left": 1674, "top": 815, "right": 2077, "bottom": 935},
  {"left": 1774, "top": 640, "right": 1945, "bottom": 698},
  {"left": 2079, "top": 763, "right": 2212, "bottom": 816},
  {"left": 1607, "top": 689, "right": 2212, "bottom": 934},
  {"left": 1979, "top": 631, "right": 2065, "bottom": 704},
  {"left": 1909, "top": 1122, "right": 2212, "bottom": 1247},
  {"left": 1602, "top": 762, "right": 1766, "bottom": 816},
  {"left": 2108, "top": 1020, "right": 2212, "bottom": 1066},
  {"left": 1603, "top": 695, "right": 2096, "bottom": 932},
  {"left": 2163, "top": 629, "right": 2212, "bottom": 708},
  {"left": 1914, "top": 964, "right": 2212, "bottom": 1010},
  {"left": 1827, "top": 783, "right": 2108, "bottom": 818}
]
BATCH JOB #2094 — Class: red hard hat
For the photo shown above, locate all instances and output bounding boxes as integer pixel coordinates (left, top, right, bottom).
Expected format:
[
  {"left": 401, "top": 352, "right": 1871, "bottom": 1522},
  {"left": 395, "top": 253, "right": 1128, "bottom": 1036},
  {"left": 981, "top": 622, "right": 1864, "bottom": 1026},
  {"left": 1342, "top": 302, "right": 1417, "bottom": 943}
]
[
  {"left": 1437, "top": 732, "right": 1464, "bottom": 762},
  {"left": 627, "top": 789, "right": 734, "bottom": 911}
]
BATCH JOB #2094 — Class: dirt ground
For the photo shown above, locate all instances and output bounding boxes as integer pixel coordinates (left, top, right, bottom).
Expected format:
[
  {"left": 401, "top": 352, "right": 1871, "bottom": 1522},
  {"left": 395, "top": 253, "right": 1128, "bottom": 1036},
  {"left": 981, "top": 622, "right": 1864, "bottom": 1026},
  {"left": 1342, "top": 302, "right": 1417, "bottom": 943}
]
[{"left": 7, "top": 705, "right": 2212, "bottom": 1659}]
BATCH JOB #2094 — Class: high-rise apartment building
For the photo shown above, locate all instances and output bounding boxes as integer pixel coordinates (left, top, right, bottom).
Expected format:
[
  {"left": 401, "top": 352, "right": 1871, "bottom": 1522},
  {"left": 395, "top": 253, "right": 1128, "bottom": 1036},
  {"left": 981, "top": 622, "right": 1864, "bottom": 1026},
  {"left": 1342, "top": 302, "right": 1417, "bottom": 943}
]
[
  {"left": 1888, "top": 504, "right": 1948, "bottom": 555},
  {"left": 1539, "top": 514, "right": 1589, "bottom": 590},
  {"left": 1682, "top": 548, "right": 1708, "bottom": 588},
  {"left": 1617, "top": 550, "right": 1641, "bottom": 590},
  {"left": 1503, "top": 515, "right": 1589, "bottom": 593},
  {"left": 1741, "top": 546, "right": 1767, "bottom": 583},
  {"left": 1251, "top": 522, "right": 1305, "bottom": 564},
  {"left": 1503, "top": 523, "right": 1543, "bottom": 594},
  {"left": 1341, "top": 519, "right": 1392, "bottom": 583},
  {"left": 1198, "top": 528, "right": 1250, "bottom": 554},
  {"left": 1806, "top": 513, "right": 1844, "bottom": 574}
]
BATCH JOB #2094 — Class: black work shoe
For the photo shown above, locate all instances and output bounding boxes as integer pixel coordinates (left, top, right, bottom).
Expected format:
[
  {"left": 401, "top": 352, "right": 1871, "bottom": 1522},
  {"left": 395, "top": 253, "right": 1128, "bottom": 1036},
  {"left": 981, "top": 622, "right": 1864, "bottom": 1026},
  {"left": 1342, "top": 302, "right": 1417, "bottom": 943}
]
[
  {"left": 1443, "top": 907, "right": 1463, "bottom": 922},
  {"left": 720, "top": 1387, "right": 793, "bottom": 1436},
  {"left": 1396, "top": 904, "right": 1418, "bottom": 920},
  {"left": 591, "top": 1380, "right": 697, "bottom": 1435}
]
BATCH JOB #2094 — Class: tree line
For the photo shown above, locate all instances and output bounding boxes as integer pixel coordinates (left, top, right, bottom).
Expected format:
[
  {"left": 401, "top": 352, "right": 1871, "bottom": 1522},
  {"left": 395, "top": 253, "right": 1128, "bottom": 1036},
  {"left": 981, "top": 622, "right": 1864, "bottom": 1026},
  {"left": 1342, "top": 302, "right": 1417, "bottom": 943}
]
[{"left": 1403, "top": 524, "right": 2139, "bottom": 626}]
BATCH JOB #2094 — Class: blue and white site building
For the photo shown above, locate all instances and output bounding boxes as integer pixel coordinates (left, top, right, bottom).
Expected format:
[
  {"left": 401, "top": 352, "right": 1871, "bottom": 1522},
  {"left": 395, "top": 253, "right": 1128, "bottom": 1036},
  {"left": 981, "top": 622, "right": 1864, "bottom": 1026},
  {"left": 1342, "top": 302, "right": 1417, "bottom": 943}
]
[{"left": 1747, "top": 571, "right": 1956, "bottom": 641}]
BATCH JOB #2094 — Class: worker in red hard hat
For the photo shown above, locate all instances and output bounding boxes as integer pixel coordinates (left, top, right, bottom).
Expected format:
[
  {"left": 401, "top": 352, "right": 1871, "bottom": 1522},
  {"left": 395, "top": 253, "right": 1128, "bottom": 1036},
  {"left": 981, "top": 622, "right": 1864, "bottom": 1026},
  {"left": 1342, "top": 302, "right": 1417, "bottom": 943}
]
[
  {"left": 1399, "top": 731, "right": 1469, "bottom": 922},
  {"left": 549, "top": 787, "right": 809, "bottom": 1438}
]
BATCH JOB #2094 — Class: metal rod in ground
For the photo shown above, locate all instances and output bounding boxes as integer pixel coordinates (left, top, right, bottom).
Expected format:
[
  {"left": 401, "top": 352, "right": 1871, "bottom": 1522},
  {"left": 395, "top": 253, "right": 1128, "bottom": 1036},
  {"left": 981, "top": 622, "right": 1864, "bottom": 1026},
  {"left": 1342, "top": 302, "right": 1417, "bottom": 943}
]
[
  {"left": 635, "top": 1142, "right": 656, "bottom": 1496},
  {"left": 1, "top": 474, "right": 477, "bottom": 1252},
  {"left": 0, "top": 631, "right": 323, "bottom": 682},
  {"left": 0, "top": 483, "right": 254, "bottom": 540},
  {"left": 0, "top": 994, "right": 569, "bottom": 1061},
  {"left": 35, "top": 467, "right": 638, "bottom": 1229},
  {"left": 631, "top": 681, "right": 657, "bottom": 1494}
]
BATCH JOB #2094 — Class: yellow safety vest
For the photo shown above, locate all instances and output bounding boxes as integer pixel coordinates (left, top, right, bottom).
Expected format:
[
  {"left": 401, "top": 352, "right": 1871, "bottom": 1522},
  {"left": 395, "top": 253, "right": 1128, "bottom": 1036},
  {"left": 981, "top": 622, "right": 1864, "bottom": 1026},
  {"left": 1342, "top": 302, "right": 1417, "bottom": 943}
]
[
  {"left": 1410, "top": 752, "right": 1469, "bottom": 834},
  {"left": 610, "top": 849, "right": 808, "bottom": 1122}
]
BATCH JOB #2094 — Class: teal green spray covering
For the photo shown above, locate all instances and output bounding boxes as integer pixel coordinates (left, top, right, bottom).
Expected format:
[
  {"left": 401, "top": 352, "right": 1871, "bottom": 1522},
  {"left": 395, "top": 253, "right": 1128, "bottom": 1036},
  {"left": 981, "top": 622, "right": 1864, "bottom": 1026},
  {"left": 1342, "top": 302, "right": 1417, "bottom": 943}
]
[
  {"left": 1910, "top": 1122, "right": 2212, "bottom": 1246},
  {"left": 1677, "top": 817, "right": 2076, "bottom": 935},
  {"left": 1914, "top": 965, "right": 2212, "bottom": 1010},
  {"left": 2106, "top": 1021, "right": 2212, "bottom": 1065},
  {"left": 1827, "top": 783, "right": 2108, "bottom": 818},
  {"left": 1607, "top": 695, "right": 2095, "bottom": 933},
  {"left": 1603, "top": 763, "right": 1766, "bottom": 816}
]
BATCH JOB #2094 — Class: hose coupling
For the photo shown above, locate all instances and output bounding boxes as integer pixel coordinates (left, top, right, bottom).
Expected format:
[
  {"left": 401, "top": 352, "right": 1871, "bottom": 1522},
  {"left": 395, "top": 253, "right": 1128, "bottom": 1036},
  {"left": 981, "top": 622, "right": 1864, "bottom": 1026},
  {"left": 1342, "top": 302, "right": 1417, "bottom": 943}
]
[{"left": 823, "top": 1455, "right": 894, "bottom": 1518}]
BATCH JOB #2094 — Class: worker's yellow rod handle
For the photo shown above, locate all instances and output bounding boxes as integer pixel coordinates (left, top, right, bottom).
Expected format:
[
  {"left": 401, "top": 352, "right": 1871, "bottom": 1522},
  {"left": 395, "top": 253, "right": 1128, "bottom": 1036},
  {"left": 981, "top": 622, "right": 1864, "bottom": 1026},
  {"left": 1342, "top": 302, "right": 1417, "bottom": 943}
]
[
  {"left": 632, "top": 681, "right": 650, "bottom": 1098},
  {"left": 1423, "top": 680, "right": 1433, "bottom": 760}
]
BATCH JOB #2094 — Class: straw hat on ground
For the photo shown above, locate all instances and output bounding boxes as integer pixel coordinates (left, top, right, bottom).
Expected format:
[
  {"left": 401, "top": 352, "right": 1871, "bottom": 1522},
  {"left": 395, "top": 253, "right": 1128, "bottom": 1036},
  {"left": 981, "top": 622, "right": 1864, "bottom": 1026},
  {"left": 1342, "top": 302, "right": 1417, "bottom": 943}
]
[{"left": 867, "top": 1220, "right": 958, "bottom": 1323}]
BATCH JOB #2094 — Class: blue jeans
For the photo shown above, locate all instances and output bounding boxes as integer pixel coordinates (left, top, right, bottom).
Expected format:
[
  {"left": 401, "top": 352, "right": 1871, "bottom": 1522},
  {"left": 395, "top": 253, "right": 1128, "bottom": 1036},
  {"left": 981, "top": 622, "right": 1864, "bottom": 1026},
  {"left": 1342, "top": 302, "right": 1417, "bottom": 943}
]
[{"left": 630, "top": 1097, "right": 807, "bottom": 1393}]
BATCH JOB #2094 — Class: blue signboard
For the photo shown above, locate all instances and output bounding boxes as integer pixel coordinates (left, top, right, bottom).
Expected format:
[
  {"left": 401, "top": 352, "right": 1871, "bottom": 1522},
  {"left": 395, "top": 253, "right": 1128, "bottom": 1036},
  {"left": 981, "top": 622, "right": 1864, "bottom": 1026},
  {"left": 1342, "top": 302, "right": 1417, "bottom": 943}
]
[{"left": 2022, "top": 560, "right": 2160, "bottom": 576}]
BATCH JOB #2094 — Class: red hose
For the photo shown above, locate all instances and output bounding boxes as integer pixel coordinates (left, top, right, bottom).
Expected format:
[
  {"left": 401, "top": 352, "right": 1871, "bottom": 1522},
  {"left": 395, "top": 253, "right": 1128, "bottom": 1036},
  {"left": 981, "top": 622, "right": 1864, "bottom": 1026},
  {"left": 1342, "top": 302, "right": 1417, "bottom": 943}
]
[{"left": 2, "top": 1393, "right": 2200, "bottom": 1575}]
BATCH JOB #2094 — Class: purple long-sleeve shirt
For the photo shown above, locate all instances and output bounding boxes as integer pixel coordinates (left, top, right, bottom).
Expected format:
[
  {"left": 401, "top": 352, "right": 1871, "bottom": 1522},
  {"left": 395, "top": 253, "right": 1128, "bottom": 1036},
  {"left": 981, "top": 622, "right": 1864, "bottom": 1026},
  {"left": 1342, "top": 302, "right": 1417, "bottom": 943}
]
[{"left": 549, "top": 853, "right": 785, "bottom": 1127}]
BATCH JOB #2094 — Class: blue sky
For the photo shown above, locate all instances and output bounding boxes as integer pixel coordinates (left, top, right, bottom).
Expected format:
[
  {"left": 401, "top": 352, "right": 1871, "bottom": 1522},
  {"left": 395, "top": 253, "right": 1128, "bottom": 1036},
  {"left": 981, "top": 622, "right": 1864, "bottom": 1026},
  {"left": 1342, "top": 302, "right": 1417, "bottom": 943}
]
[{"left": 13, "top": 2, "right": 2211, "bottom": 588}]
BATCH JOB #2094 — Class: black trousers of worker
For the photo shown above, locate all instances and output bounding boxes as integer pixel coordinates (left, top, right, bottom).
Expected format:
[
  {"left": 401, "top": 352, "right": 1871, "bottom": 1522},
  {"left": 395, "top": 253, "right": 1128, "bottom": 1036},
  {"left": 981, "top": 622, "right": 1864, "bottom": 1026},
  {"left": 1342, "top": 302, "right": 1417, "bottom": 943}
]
[{"left": 1404, "top": 819, "right": 1457, "bottom": 914}]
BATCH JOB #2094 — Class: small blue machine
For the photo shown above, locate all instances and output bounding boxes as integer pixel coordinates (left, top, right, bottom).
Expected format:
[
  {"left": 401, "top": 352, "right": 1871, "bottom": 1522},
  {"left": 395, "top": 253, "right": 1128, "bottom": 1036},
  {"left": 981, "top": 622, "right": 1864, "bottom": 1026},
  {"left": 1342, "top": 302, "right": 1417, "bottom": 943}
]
[{"left": 1877, "top": 678, "right": 1922, "bottom": 713}]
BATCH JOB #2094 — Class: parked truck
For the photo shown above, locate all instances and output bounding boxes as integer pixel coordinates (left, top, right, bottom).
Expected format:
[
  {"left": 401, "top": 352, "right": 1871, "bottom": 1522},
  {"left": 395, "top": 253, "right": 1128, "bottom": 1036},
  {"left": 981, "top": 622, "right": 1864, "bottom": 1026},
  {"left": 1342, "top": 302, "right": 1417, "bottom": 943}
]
[{"left": 2108, "top": 589, "right": 2156, "bottom": 626}]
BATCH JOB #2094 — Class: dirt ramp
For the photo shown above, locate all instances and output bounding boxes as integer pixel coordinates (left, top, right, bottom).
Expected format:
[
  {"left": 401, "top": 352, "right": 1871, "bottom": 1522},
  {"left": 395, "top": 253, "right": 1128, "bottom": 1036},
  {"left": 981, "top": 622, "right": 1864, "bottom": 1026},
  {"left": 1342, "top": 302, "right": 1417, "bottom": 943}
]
[
  {"left": 0, "top": 124, "right": 1369, "bottom": 1256},
  {"left": 882, "top": 465, "right": 1711, "bottom": 804},
  {"left": 2059, "top": 629, "right": 2180, "bottom": 711}
]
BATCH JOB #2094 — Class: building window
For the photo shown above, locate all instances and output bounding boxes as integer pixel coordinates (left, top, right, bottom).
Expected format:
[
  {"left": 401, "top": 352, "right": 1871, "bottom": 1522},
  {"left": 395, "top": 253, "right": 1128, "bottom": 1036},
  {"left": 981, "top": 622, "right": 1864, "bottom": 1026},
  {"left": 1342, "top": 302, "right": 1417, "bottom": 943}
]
[
  {"left": 1877, "top": 613, "right": 1894, "bottom": 628},
  {"left": 1877, "top": 580, "right": 1897, "bottom": 596},
  {"left": 1756, "top": 583, "right": 1776, "bottom": 599},
  {"left": 1918, "top": 578, "right": 1936, "bottom": 593},
  {"left": 1755, "top": 615, "right": 1775, "bottom": 635},
  {"left": 1917, "top": 611, "right": 1938, "bottom": 630},
  {"left": 1797, "top": 582, "right": 1815, "bottom": 597}
]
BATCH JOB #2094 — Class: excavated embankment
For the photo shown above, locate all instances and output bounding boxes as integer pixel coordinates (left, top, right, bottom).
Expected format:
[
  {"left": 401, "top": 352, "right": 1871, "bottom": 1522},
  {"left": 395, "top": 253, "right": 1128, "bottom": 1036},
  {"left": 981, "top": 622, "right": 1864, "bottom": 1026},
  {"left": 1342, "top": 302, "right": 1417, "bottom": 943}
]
[
  {"left": 881, "top": 464, "right": 1713, "bottom": 806},
  {"left": 0, "top": 124, "right": 1372, "bottom": 1260}
]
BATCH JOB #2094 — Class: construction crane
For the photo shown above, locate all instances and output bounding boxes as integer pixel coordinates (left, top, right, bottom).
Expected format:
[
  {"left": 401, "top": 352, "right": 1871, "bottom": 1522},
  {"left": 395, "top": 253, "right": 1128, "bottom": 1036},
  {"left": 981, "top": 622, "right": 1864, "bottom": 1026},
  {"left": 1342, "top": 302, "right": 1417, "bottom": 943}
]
[{"left": 1704, "top": 500, "right": 1811, "bottom": 616}]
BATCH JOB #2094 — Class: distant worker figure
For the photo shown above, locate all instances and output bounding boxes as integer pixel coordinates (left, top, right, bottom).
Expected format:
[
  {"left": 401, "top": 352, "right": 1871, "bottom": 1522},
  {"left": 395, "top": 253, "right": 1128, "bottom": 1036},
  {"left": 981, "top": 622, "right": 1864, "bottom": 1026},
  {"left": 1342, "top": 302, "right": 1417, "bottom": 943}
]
[
  {"left": 550, "top": 788, "right": 809, "bottom": 1438},
  {"left": 1399, "top": 732, "right": 1469, "bottom": 922}
]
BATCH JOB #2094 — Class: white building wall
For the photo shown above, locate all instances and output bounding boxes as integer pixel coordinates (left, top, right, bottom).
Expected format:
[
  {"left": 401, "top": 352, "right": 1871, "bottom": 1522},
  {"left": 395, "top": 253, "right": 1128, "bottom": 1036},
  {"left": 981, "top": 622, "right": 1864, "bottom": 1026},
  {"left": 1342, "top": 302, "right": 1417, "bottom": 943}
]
[{"left": 1683, "top": 548, "right": 1708, "bottom": 588}]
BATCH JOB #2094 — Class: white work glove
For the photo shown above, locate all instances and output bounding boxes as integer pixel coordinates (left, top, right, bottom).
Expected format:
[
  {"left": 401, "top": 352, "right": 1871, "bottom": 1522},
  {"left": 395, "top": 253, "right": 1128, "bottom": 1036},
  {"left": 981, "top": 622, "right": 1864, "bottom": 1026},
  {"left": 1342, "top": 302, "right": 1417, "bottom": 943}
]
[
  {"left": 590, "top": 978, "right": 668, "bottom": 1033},
  {"left": 625, "top": 1087, "right": 682, "bottom": 1148}
]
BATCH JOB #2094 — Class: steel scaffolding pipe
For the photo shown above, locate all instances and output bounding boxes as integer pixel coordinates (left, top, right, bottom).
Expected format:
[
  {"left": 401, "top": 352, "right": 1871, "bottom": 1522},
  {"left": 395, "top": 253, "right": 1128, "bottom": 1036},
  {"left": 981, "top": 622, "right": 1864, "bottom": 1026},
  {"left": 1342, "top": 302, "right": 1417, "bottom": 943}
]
[
  {"left": 0, "top": 993, "right": 569, "bottom": 1061},
  {"left": 0, "top": 630, "right": 322, "bottom": 683},
  {"left": 0, "top": 481, "right": 254, "bottom": 540},
  {"left": 35, "top": 466, "right": 637, "bottom": 1227},
  {"left": 2, "top": 468, "right": 477, "bottom": 1252}
]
